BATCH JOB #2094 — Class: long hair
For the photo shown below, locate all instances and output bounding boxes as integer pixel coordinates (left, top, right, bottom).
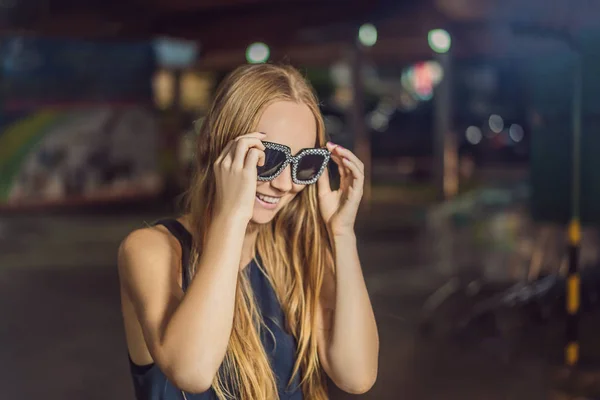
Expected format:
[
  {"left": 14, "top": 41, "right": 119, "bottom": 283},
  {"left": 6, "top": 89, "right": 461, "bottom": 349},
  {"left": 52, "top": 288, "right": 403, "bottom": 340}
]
[{"left": 183, "top": 64, "right": 333, "bottom": 399}]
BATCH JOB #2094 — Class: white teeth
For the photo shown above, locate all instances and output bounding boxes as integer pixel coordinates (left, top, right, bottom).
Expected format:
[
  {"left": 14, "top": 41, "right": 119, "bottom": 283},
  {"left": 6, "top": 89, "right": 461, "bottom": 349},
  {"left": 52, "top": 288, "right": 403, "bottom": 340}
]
[{"left": 256, "top": 193, "right": 280, "bottom": 204}]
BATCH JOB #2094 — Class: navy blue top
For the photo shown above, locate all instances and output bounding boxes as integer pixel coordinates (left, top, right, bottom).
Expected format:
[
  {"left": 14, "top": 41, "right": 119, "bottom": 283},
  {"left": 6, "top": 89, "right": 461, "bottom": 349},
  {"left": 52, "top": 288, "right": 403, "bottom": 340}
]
[{"left": 128, "top": 219, "right": 303, "bottom": 400}]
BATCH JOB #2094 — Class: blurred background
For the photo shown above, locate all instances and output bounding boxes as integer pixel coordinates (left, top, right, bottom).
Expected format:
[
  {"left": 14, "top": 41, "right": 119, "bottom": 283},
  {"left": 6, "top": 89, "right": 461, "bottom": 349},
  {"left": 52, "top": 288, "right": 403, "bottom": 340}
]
[{"left": 3, "top": 0, "right": 600, "bottom": 399}]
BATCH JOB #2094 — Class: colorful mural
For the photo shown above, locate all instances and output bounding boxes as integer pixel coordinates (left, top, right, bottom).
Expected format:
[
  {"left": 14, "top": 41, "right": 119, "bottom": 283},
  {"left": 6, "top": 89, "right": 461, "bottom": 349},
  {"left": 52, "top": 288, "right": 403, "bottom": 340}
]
[
  {"left": 0, "top": 36, "right": 160, "bottom": 207},
  {"left": 1, "top": 106, "right": 160, "bottom": 205}
]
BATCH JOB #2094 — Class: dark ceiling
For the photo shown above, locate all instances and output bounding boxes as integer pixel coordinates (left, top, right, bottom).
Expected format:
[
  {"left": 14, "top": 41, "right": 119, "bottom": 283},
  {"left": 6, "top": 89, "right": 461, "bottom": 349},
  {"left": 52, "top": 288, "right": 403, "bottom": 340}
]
[
  {"left": 0, "top": 0, "right": 423, "bottom": 50},
  {"left": 0, "top": 0, "right": 597, "bottom": 66}
]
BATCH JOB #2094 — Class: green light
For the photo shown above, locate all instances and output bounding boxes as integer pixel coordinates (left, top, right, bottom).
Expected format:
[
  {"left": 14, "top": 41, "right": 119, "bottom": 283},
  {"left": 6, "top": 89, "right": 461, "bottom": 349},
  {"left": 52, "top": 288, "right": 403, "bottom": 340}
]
[
  {"left": 246, "top": 42, "right": 270, "bottom": 64},
  {"left": 428, "top": 29, "right": 451, "bottom": 54},
  {"left": 358, "top": 23, "right": 377, "bottom": 47}
]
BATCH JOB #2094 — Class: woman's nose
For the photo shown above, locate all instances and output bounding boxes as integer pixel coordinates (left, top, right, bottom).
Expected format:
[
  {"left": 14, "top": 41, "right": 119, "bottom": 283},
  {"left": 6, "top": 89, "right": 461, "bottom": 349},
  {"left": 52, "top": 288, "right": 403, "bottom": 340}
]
[{"left": 270, "top": 164, "right": 293, "bottom": 193}]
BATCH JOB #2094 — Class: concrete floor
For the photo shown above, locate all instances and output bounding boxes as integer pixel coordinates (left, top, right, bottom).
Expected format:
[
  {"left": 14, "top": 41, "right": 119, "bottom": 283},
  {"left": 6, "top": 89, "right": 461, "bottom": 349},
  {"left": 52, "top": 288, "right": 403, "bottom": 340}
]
[{"left": 0, "top": 205, "right": 579, "bottom": 399}]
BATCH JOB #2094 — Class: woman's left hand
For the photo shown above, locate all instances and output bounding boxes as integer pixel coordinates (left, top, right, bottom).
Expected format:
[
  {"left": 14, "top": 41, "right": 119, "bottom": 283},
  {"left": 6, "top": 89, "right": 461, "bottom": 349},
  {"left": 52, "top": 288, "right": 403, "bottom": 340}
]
[{"left": 317, "top": 142, "right": 364, "bottom": 235}]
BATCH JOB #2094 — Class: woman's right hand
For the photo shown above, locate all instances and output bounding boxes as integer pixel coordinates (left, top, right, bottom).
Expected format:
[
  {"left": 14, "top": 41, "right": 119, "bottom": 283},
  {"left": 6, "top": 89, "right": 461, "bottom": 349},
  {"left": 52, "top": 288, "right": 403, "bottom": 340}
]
[{"left": 213, "top": 132, "right": 266, "bottom": 223}]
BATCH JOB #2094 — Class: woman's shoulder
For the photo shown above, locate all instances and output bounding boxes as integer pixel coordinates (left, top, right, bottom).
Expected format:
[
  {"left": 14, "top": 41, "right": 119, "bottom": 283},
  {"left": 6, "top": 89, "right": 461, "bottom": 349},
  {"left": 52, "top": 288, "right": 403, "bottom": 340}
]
[
  {"left": 120, "top": 223, "right": 175, "bottom": 254},
  {"left": 117, "top": 223, "right": 183, "bottom": 278}
]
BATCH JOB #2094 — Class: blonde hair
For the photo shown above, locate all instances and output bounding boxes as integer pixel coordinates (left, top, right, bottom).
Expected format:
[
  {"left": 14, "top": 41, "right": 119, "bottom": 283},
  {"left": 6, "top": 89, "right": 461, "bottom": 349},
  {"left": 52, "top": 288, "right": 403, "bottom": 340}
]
[{"left": 183, "top": 64, "right": 333, "bottom": 399}]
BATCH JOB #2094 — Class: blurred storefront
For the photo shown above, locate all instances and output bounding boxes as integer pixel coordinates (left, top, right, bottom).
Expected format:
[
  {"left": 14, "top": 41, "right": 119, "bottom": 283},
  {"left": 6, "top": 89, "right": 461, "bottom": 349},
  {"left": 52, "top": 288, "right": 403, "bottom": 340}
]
[{"left": 152, "top": 68, "right": 215, "bottom": 193}]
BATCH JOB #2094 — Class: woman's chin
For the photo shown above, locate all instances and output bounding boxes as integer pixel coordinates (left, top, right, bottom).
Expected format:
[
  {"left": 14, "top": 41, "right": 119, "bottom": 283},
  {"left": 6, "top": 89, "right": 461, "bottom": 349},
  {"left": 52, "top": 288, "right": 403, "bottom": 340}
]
[{"left": 250, "top": 206, "right": 278, "bottom": 225}]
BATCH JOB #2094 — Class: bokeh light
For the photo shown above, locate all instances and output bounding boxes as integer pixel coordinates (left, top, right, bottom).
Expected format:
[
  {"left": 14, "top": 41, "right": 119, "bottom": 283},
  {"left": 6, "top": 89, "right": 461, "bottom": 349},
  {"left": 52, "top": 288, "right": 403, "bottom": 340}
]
[
  {"left": 246, "top": 42, "right": 270, "bottom": 64},
  {"left": 425, "top": 60, "right": 444, "bottom": 85},
  {"left": 488, "top": 114, "right": 504, "bottom": 134},
  {"left": 153, "top": 37, "right": 199, "bottom": 68},
  {"left": 180, "top": 71, "right": 212, "bottom": 111},
  {"left": 401, "top": 61, "right": 443, "bottom": 102},
  {"left": 466, "top": 126, "right": 483, "bottom": 144},
  {"left": 330, "top": 62, "right": 351, "bottom": 87},
  {"left": 401, "top": 67, "right": 414, "bottom": 91},
  {"left": 153, "top": 70, "right": 175, "bottom": 109},
  {"left": 428, "top": 29, "right": 451, "bottom": 54},
  {"left": 509, "top": 124, "right": 524, "bottom": 142},
  {"left": 333, "top": 86, "right": 353, "bottom": 109},
  {"left": 368, "top": 111, "right": 389, "bottom": 132},
  {"left": 358, "top": 23, "right": 378, "bottom": 47}
]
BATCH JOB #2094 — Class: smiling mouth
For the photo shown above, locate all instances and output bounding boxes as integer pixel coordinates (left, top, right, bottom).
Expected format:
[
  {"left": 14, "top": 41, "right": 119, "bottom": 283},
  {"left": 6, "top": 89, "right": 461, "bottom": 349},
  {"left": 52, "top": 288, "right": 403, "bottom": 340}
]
[{"left": 256, "top": 193, "right": 281, "bottom": 205}]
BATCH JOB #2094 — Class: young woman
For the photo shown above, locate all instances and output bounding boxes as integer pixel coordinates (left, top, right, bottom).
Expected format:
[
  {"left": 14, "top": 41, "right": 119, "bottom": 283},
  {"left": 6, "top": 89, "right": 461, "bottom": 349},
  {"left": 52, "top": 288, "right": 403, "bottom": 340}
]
[{"left": 118, "top": 64, "right": 379, "bottom": 400}]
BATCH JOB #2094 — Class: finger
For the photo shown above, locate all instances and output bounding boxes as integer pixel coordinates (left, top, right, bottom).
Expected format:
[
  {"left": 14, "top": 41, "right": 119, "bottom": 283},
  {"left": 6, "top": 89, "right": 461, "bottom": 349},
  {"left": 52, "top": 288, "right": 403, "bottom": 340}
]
[
  {"left": 216, "top": 140, "right": 235, "bottom": 165},
  {"left": 342, "top": 157, "right": 364, "bottom": 184},
  {"left": 317, "top": 166, "right": 332, "bottom": 196},
  {"left": 330, "top": 144, "right": 364, "bottom": 173},
  {"left": 232, "top": 138, "right": 266, "bottom": 170},
  {"left": 244, "top": 148, "right": 265, "bottom": 169},
  {"left": 325, "top": 143, "right": 347, "bottom": 177},
  {"left": 217, "top": 131, "right": 265, "bottom": 166},
  {"left": 217, "top": 142, "right": 237, "bottom": 170},
  {"left": 236, "top": 131, "right": 268, "bottom": 142},
  {"left": 329, "top": 154, "right": 346, "bottom": 181},
  {"left": 236, "top": 136, "right": 266, "bottom": 151}
]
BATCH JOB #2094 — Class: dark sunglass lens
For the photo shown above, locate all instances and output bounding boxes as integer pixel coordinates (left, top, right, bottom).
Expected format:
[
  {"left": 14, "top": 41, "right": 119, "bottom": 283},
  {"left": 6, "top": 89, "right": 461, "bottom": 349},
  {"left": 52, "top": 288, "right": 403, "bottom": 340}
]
[
  {"left": 257, "top": 148, "right": 287, "bottom": 178},
  {"left": 296, "top": 154, "right": 326, "bottom": 181}
]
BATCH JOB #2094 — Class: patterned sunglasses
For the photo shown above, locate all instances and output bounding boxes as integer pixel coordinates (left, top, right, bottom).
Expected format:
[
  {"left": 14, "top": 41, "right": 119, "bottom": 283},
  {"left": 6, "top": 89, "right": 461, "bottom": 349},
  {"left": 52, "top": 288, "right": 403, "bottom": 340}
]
[{"left": 257, "top": 141, "right": 331, "bottom": 185}]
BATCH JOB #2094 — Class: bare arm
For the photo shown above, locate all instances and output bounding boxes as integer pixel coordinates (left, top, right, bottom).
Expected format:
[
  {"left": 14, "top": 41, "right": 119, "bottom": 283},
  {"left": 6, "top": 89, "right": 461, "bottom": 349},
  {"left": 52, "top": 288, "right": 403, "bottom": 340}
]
[
  {"left": 119, "top": 133, "right": 266, "bottom": 393},
  {"left": 119, "top": 215, "right": 247, "bottom": 393},
  {"left": 316, "top": 232, "right": 379, "bottom": 394},
  {"left": 315, "top": 143, "right": 379, "bottom": 393}
]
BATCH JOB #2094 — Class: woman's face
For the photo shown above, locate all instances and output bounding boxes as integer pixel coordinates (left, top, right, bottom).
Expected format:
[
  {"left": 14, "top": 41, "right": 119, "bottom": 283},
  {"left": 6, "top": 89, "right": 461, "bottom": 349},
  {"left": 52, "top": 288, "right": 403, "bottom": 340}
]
[{"left": 252, "top": 100, "right": 317, "bottom": 225}]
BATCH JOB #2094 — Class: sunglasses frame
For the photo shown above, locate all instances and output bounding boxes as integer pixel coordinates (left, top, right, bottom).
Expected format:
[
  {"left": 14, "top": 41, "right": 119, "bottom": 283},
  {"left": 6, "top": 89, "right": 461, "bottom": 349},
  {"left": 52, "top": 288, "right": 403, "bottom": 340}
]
[{"left": 257, "top": 141, "right": 331, "bottom": 185}]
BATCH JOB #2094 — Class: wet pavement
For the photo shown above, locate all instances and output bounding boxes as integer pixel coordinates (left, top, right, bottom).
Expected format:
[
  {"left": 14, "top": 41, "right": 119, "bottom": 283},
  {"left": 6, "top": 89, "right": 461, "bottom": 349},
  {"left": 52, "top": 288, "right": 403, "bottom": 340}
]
[{"left": 0, "top": 201, "right": 595, "bottom": 399}]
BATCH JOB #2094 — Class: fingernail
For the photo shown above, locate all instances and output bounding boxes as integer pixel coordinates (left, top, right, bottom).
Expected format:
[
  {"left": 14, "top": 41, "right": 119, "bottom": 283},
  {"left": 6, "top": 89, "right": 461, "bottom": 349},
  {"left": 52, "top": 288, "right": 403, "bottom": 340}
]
[{"left": 327, "top": 141, "right": 335, "bottom": 146}]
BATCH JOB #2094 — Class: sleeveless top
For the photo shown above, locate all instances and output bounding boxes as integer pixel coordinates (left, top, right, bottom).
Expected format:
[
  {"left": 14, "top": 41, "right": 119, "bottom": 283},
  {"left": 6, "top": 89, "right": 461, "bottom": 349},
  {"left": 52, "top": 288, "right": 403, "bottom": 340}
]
[{"left": 128, "top": 219, "right": 304, "bottom": 400}]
